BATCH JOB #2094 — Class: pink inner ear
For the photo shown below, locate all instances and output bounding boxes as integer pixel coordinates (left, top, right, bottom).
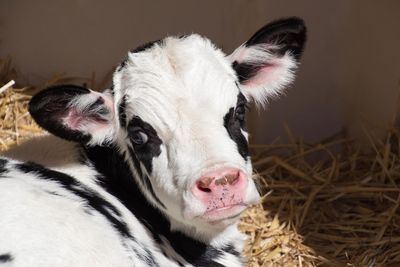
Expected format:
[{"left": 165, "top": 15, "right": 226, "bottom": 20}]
[
  {"left": 65, "top": 109, "right": 85, "bottom": 129},
  {"left": 64, "top": 109, "right": 109, "bottom": 131},
  {"left": 243, "top": 63, "right": 279, "bottom": 87},
  {"left": 62, "top": 90, "right": 115, "bottom": 132}
]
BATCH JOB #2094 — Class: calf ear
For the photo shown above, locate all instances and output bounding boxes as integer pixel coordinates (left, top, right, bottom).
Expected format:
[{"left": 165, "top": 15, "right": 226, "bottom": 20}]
[
  {"left": 229, "top": 17, "right": 306, "bottom": 106},
  {"left": 29, "top": 85, "right": 116, "bottom": 146}
]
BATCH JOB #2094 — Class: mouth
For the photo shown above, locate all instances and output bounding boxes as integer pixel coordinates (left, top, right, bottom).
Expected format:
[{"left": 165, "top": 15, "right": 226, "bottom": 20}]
[{"left": 202, "top": 203, "right": 247, "bottom": 222}]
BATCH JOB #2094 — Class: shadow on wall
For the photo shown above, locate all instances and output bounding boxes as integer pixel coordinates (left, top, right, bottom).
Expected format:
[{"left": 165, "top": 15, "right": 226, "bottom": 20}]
[{"left": 0, "top": 0, "right": 399, "bottom": 144}]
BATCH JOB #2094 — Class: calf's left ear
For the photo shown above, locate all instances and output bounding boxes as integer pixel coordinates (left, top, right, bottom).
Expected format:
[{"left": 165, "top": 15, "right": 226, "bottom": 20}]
[
  {"left": 29, "top": 85, "right": 116, "bottom": 146},
  {"left": 229, "top": 17, "right": 306, "bottom": 106}
]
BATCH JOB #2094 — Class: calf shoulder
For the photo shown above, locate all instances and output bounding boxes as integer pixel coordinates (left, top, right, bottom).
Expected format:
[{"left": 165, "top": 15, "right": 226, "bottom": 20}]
[{"left": 0, "top": 155, "right": 172, "bottom": 267}]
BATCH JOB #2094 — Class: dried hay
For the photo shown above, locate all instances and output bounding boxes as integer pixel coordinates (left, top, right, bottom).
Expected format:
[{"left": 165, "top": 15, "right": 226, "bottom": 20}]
[
  {"left": 1, "top": 58, "right": 400, "bottom": 266},
  {"left": 242, "top": 129, "right": 400, "bottom": 266}
]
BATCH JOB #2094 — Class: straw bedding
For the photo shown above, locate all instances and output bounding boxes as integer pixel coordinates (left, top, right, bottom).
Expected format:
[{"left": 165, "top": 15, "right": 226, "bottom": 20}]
[{"left": 1, "top": 58, "right": 399, "bottom": 266}]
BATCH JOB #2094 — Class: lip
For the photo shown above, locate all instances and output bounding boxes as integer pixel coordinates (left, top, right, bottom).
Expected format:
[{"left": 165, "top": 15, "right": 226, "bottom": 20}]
[{"left": 202, "top": 204, "right": 247, "bottom": 222}]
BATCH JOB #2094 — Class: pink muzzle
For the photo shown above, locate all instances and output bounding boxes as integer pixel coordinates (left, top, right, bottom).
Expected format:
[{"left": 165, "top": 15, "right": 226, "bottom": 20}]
[{"left": 191, "top": 168, "right": 248, "bottom": 220}]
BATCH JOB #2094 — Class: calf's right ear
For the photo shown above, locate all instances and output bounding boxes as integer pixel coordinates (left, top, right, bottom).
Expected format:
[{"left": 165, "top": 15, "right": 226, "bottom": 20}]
[{"left": 29, "top": 85, "right": 116, "bottom": 146}]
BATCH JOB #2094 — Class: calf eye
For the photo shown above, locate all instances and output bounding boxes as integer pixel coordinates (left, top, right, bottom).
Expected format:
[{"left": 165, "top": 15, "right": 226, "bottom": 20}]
[
  {"left": 129, "top": 127, "right": 149, "bottom": 146},
  {"left": 235, "top": 105, "right": 246, "bottom": 121}
]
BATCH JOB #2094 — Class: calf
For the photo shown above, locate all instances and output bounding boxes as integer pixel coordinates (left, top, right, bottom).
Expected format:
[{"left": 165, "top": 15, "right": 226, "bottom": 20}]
[{"left": 0, "top": 18, "right": 306, "bottom": 266}]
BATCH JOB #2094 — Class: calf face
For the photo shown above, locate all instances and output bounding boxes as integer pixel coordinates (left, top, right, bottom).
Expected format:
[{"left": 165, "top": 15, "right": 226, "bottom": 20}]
[{"left": 29, "top": 18, "right": 306, "bottom": 233}]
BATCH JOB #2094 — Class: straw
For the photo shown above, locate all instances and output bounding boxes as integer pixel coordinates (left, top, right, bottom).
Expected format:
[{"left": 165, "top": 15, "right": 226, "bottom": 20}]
[{"left": 0, "top": 80, "right": 15, "bottom": 94}]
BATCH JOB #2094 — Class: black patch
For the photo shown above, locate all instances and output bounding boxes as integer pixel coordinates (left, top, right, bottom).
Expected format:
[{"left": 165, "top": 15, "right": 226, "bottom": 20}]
[
  {"left": 236, "top": 92, "right": 249, "bottom": 131},
  {"left": 28, "top": 85, "right": 92, "bottom": 144},
  {"left": 126, "top": 146, "right": 166, "bottom": 209},
  {"left": 130, "top": 39, "right": 163, "bottom": 54},
  {"left": 167, "top": 237, "right": 225, "bottom": 267},
  {"left": 0, "top": 158, "right": 8, "bottom": 175},
  {"left": 16, "top": 162, "right": 129, "bottom": 237},
  {"left": 221, "top": 244, "right": 240, "bottom": 257},
  {"left": 0, "top": 253, "right": 12, "bottom": 263},
  {"left": 127, "top": 117, "right": 162, "bottom": 174},
  {"left": 84, "top": 146, "right": 241, "bottom": 266},
  {"left": 121, "top": 116, "right": 165, "bottom": 207},
  {"left": 224, "top": 93, "right": 249, "bottom": 160},
  {"left": 14, "top": 161, "right": 158, "bottom": 266},
  {"left": 245, "top": 17, "right": 306, "bottom": 60},
  {"left": 118, "top": 96, "right": 127, "bottom": 128},
  {"left": 142, "top": 247, "right": 158, "bottom": 266}
]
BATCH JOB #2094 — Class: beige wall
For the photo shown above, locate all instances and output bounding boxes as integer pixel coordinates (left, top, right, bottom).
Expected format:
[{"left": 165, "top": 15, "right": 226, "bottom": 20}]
[{"left": 1, "top": 0, "right": 399, "bottom": 144}]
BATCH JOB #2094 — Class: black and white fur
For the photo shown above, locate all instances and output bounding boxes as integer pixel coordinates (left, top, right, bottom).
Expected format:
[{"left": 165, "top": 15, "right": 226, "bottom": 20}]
[{"left": 0, "top": 18, "right": 306, "bottom": 267}]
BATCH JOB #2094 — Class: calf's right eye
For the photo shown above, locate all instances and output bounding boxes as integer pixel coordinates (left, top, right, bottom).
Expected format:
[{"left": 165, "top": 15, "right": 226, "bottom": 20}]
[{"left": 129, "top": 127, "right": 149, "bottom": 146}]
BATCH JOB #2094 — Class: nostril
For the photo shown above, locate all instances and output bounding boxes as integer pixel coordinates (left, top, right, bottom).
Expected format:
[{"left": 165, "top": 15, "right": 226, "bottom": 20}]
[
  {"left": 197, "top": 184, "right": 212, "bottom": 193},
  {"left": 196, "top": 177, "right": 213, "bottom": 193},
  {"left": 226, "top": 171, "right": 240, "bottom": 185}
]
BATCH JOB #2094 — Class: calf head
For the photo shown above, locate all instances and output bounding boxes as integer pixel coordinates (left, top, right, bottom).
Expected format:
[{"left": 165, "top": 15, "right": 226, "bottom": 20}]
[{"left": 29, "top": 18, "right": 306, "bottom": 236}]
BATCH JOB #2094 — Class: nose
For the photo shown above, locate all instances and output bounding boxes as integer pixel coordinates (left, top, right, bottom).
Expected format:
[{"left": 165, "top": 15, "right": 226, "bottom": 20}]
[{"left": 192, "top": 168, "right": 248, "bottom": 209}]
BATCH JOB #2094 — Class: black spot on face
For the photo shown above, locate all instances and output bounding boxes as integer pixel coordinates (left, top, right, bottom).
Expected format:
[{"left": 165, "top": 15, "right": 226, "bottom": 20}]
[
  {"left": 124, "top": 116, "right": 165, "bottom": 208},
  {"left": 0, "top": 253, "right": 12, "bottom": 263},
  {"left": 127, "top": 117, "right": 162, "bottom": 174},
  {"left": 224, "top": 93, "right": 249, "bottom": 160}
]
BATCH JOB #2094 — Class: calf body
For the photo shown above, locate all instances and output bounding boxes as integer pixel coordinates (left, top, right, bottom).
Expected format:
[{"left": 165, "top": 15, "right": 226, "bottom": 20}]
[
  {"left": 1, "top": 137, "right": 242, "bottom": 266},
  {"left": 0, "top": 18, "right": 306, "bottom": 266}
]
